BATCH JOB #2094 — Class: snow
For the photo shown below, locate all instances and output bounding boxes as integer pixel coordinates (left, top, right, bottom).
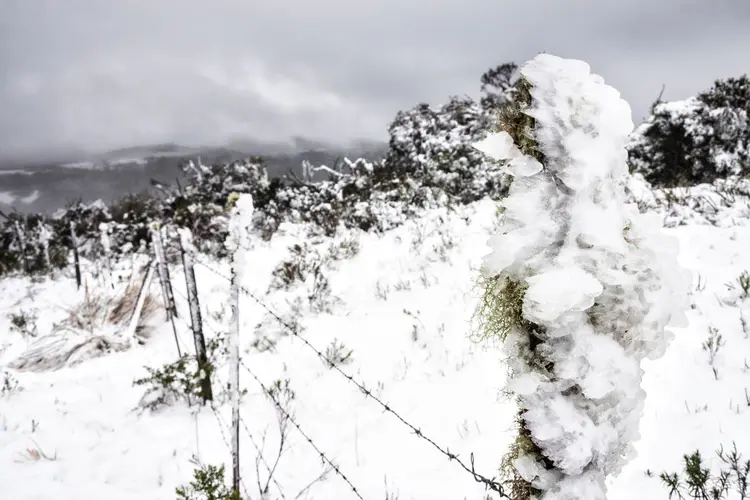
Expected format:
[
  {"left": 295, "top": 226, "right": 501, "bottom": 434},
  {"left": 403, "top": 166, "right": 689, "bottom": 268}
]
[
  {"left": 473, "top": 131, "right": 542, "bottom": 177},
  {"left": 523, "top": 267, "right": 603, "bottom": 324},
  {"left": 0, "top": 53, "right": 748, "bottom": 500},
  {"left": 0, "top": 192, "right": 749, "bottom": 499}
]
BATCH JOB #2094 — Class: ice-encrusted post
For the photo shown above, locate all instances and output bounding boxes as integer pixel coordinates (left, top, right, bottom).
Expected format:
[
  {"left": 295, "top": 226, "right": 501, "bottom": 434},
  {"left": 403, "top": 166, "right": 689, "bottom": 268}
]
[
  {"left": 472, "top": 54, "right": 689, "bottom": 499},
  {"left": 225, "top": 192, "right": 254, "bottom": 497},
  {"left": 178, "top": 227, "right": 213, "bottom": 403}
]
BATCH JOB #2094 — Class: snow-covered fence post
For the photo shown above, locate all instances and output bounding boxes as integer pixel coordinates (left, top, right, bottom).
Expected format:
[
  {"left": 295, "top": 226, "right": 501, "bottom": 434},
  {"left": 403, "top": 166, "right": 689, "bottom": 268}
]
[
  {"left": 99, "top": 222, "right": 114, "bottom": 288},
  {"left": 70, "top": 221, "right": 82, "bottom": 288},
  {"left": 225, "top": 192, "right": 254, "bottom": 498},
  {"left": 39, "top": 222, "right": 52, "bottom": 271},
  {"left": 151, "top": 223, "right": 182, "bottom": 357},
  {"left": 472, "top": 54, "right": 689, "bottom": 499},
  {"left": 178, "top": 227, "right": 213, "bottom": 403}
]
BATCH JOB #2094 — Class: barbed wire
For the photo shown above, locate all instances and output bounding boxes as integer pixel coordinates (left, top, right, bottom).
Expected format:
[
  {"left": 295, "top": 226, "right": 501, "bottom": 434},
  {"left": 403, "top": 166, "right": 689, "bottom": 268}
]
[
  {"left": 193, "top": 257, "right": 510, "bottom": 499},
  {"left": 239, "top": 359, "right": 364, "bottom": 500},
  {"left": 172, "top": 281, "right": 354, "bottom": 500}
]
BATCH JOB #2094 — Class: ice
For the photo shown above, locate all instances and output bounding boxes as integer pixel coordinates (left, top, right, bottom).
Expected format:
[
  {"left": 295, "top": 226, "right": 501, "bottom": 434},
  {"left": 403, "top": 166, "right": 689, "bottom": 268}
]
[{"left": 473, "top": 53, "right": 690, "bottom": 498}]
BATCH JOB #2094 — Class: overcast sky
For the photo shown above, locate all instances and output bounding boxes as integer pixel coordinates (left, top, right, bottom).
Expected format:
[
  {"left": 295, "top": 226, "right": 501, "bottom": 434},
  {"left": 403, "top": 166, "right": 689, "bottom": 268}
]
[{"left": 1, "top": 0, "right": 749, "bottom": 161}]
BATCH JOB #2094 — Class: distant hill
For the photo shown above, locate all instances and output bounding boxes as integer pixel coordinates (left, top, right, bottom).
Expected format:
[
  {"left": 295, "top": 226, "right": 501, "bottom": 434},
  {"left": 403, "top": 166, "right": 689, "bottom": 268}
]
[{"left": 0, "top": 139, "right": 388, "bottom": 214}]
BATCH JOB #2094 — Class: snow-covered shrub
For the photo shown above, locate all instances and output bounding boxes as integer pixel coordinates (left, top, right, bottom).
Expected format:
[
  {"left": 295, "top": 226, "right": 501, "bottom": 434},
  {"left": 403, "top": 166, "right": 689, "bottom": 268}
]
[
  {"left": 107, "top": 192, "right": 164, "bottom": 255},
  {"left": 386, "top": 95, "right": 510, "bottom": 205},
  {"left": 8, "top": 309, "right": 39, "bottom": 338},
  {"left": 134, "top": 355, "right": 212, "bottom": 411},
  {"left": 628, "top": 75, "right": 750, "bottom": 187},
  {"left": 624, "top": 173, "right": 750, "bottom": 227},
  {"left": 0, "top": 212, "right": 68, "bottom": 276},
  {"left": 163, "top": 158, "right": 276, "bottom": 256},
  {"left": 473, "top": 54, "right": 689, "bottom": 499}
]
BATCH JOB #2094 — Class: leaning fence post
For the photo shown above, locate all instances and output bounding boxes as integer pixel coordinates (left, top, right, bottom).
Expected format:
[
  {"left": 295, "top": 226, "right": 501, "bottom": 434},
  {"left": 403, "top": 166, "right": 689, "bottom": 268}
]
[
  {"left": 178, "top": 228, "right": 213, "bottom": 403},
  {"left": 70, "top": 221, "right": 82, "bottom": 288},
  {"left": 226, "top": 192, "right": 254, "bottom": 498},
  {"left": 126, "top": 258, "right": 156, "bottom": 339},
  {"left": 151, "top": 223, "right": 182, "bottom": 357}
]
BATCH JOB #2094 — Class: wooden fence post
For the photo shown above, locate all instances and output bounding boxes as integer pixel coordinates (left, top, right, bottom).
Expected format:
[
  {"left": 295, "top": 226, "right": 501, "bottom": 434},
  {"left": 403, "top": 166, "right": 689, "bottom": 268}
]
[
  {"left": 151, "top": 224, "right": 182, "bottom": 357},
  {"left": 70, "top": 221, "right": 81, "bottom": 288},
  {"left": 178, "top": 228, "right": 213, "bottom": 402}
]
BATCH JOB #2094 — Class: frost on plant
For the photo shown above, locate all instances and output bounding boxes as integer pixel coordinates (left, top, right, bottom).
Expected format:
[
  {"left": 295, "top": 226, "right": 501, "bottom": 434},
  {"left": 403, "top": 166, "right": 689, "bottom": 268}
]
[{"left": 473, "top": 54, "right": 690, "bottom": 499}]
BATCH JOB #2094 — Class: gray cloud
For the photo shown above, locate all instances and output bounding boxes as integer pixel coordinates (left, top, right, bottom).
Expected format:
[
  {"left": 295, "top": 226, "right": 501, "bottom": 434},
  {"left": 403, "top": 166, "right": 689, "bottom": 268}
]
[{"left": 1, "top": 0, "right": 749, "bottom": 161}]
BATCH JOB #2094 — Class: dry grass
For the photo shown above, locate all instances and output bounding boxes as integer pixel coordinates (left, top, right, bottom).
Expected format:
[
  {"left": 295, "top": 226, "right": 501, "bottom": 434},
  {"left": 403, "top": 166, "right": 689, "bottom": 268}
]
[
  {"left": 61, "top": 273, "right": 158, "bottom": 339},
  {"left": 9, "top": 267, "right": 160, "bottom": 372},
  {"left": 13, "top": 440, "right": 57, "bottom": 463}
]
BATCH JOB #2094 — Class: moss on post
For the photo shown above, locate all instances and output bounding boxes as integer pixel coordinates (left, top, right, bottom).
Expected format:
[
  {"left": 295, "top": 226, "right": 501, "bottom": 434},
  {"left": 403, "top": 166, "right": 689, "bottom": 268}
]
[{"left": 473, "top": 76, "right": 555, "bottom": 499}]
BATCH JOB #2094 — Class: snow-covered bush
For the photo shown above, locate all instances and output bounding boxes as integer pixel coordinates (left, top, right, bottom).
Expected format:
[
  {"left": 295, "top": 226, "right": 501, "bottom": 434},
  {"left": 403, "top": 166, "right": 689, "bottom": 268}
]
[
  {"left": 628, "top": 75, "right": 750, "bottom": 187},
  {"left": 473, "top": 54, "right": 689, "bottom": 499},
  {"left": 0, "top": 212, "right": 68, "bottom": 276},
  {"left": 386, "top": 95, "right": 509, "bottom": 204},
  {"left": 624, "top": 173, "right": 750, "bottom": 227},
  {"left": 163, "top": 157, "right": 277, "bottom": 255}
]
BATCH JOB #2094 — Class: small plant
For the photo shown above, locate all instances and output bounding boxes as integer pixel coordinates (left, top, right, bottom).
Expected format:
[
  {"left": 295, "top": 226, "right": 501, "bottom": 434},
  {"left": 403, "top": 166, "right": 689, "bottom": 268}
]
[
  {"left": 13, "top": 440, "right": 57, "bottom": 463},
  {"left": 8, "top": 309, "right": 38, "bottom": 338},
  {"left": 393, "top": 279, "right": 412, "bottom": 291},
  {"left": 383, "top": 476, "right": 400, "bottom": 500},
  {"left": 431, "top": 226, "right": 456, "bottom": 263},
  {"left": 738, "top": 271, "right": 750, "bottom": 299},
  {"left": 308, "top": 264, "right": 336, "bottom": 313},
  {"left": 324, "top": 339, "right": 353, "bottom": 367},
  {"left": 375, "top": 280, "right": 390, "bottom": 301},
  {"left": 133, "top": 337, "right": 221, "bottom": 411},
  {"left": 659, "top": 443, "right": 749, "bottom": 499},
  {"left": 270, "top": 243, "right": 318, "bottom": 290},
  {"left": 328, "top": 237, "right": 360, "bottom": 261},
  {"left": 703, "top": 326, "right": 724, "bottom": 380},
  {"left": 410, "top": 223, "right": 428, "bottom": 254},
  {"left": 1, "top": 370, "right": 21, "bottom": 397},
  {"left": 176, "top": 461, "right": 240, "bottom": 500},
  {"left": 403, "top": 309, "right": 424, "bottom": 343}
]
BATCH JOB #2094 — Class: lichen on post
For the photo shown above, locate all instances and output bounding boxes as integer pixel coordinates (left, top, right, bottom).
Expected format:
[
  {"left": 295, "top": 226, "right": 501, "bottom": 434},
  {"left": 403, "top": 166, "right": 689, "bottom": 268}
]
[{"left": 472, "top": 54, "right": 689, "bottom": 499}]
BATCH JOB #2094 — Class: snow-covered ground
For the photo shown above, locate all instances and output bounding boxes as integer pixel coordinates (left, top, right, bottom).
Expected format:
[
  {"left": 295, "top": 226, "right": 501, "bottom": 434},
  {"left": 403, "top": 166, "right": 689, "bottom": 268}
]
[{"left": 0, "top": 198, "right": 749, "bottom": 499}]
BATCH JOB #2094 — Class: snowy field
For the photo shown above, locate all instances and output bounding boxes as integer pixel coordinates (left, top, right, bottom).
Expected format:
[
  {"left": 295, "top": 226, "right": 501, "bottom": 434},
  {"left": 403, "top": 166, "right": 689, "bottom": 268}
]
[{"left": 1, "top": 197, "right": 749, "bottom": 499}]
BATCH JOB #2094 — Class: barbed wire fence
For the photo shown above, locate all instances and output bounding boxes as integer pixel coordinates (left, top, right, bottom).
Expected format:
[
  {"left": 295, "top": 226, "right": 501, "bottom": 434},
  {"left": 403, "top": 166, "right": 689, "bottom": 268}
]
[
  {"left": 149, "top": 214, "right": 510, "bottom": 499},
  {"left": 189, "top": 252, "right": 509, "bottom": 499}
]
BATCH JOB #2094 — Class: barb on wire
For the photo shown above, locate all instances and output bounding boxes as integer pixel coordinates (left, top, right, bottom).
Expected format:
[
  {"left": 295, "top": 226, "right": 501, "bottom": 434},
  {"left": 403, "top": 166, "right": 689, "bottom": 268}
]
[
  {"left": 239, "top": 359, "right": 364, "bottom": 500},
  {"left": 194, "top": 257, "right": 509, "bottom": 498}
]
